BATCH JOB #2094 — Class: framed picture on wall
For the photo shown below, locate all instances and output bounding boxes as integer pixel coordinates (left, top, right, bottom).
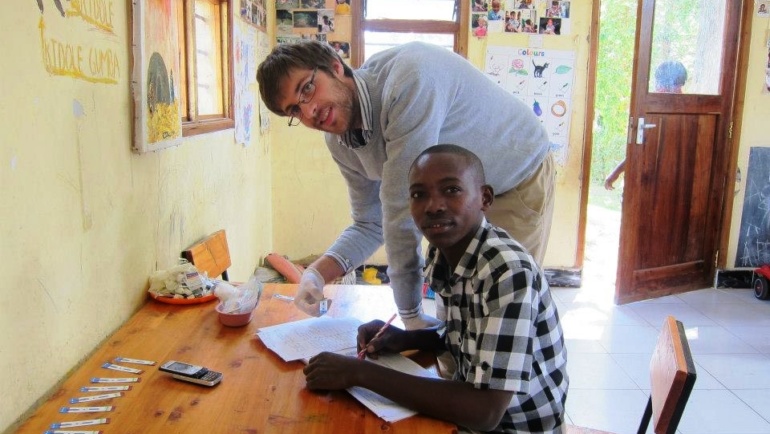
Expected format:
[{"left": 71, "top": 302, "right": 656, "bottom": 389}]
[
  {"left": 239, "top": 0, "right": 267, "bottom": 31},
  {"left": 293, "top": 11, "right": 319, "bottom": 29},
  {"left": 130, "top": 0, "right": 183, "bottom": 153}
]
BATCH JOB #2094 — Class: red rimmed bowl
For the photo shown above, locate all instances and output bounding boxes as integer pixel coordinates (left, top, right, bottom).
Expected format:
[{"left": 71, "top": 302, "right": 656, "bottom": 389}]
[{"left": 215, "top": 303, "right": 254, "bottom": 327}]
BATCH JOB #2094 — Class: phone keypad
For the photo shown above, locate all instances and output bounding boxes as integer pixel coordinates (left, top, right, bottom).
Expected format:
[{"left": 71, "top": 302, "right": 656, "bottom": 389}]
[
  {"left": 200, "top": 371, "right": 220, "bottom": 381},
  {"left": 192, "top": 368, "right": 209, "bottom": 378}
]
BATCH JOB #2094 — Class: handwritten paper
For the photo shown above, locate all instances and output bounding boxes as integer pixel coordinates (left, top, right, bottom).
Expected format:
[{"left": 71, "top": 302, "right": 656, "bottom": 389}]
[
  {"left": 256, "top": 317, "right": 440, "bottom": 423},
  {"left": 256, "top": 316, "right": 362, "bottom": 362}
]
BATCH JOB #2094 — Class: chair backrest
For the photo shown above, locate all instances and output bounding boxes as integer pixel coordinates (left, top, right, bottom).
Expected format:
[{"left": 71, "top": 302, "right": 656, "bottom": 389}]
[
  {"left": 181, "top": 229, "right": 232, "bottom": 281},
  {"left": 639, "top": 315, "right": 697, "bottom": 434}
]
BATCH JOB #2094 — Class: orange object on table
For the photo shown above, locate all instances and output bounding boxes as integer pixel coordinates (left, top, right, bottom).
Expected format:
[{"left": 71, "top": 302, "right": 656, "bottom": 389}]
[{"left": 265, "top": 253, "right": 304, "bottom": 283}]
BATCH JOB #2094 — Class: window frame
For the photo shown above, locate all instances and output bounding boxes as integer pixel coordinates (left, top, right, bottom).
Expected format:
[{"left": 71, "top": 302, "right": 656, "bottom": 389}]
[
  {"left": 178, "top": 0, "right": 234, "bottom": 137},
  {"left": 349, "top": 0, "right": 469, "bottom": 67}
]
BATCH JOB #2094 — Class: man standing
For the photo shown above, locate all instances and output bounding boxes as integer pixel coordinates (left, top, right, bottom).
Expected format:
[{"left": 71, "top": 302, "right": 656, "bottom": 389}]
[{"left": 256, "top": 41, "right": 554, "bottom": 329}]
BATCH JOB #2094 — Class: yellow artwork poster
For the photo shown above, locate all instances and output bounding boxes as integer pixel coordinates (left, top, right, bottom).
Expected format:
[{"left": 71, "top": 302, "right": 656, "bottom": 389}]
[
  {"left": 131, "top": 0, "right": 183, "bottom": 152},
  {"left": 36, "top": 0, "right": 121, "bottom": 85}
]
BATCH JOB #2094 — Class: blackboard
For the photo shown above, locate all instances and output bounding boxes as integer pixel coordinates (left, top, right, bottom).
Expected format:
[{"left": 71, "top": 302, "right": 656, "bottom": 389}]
[{"left": 735, "top": 147, "right": 770, "bottom": 267}]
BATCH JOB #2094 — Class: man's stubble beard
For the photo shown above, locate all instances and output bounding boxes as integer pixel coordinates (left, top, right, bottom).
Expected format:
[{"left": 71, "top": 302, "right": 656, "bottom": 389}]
[{"left": 332, "top": 76, "right": 361, "bottom": 132}]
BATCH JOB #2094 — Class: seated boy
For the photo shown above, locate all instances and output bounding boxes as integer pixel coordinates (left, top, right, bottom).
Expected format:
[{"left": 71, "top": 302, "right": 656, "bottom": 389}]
[{"left": 303, "top": 144, "right": 568, "bottom": 433}]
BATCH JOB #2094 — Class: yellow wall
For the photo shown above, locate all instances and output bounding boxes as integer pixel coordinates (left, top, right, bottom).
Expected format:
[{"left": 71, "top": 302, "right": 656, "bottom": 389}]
[
  {"left": 0, "top": 3, "right": 272, "bottom": 432},
  {"left": 727, "top": 12, "right": 770, "bottom": 267},
  {"left": 271, "top": 122, "right": 355, "bottom": 260},
  {"left": 466, "top": 8, "right": 592, "bottom": 268}
]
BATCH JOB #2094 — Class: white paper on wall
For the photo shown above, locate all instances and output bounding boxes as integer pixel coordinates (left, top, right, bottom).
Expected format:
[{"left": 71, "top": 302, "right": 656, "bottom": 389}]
[{"left": 485, "top": 46, "right": 576, "bottom": 165}]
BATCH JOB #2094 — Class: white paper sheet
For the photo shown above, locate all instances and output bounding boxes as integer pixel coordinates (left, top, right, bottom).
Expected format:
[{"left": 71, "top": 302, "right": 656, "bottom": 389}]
[
  {"left": 256, "top": 316, "right": 362, "bottom": 362},
  {"left": 347, "top": 351, "right": 440, "bottom": 422},
  {"left": 256, "top": 317, "right": 439, "bottom": 423}
]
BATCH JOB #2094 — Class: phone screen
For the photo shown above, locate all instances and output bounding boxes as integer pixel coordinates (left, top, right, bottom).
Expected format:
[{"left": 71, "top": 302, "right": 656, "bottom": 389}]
[{"left": 163, "top": 361, "right": 204, "bottom": 376}]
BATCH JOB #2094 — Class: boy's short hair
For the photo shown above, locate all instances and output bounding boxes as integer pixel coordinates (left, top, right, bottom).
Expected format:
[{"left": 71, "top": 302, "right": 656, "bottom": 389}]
[
  {"left": 654, "top": 61, "right": 688, "bottom": 89},
  {"left": 410, "top": 144, "right": 487, "bottom": 184},
  {"left": 256, "top": 40, "right": 352, "bottom": 115}
]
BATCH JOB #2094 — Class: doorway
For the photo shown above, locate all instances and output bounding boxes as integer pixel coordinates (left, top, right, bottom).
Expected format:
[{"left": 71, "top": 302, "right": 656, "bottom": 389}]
[
  {"left": 584, "top": 0, "right": 637, "bottom": 295},
  {"left": 584, "top": 0, "right": 744, "bottom": 303}
]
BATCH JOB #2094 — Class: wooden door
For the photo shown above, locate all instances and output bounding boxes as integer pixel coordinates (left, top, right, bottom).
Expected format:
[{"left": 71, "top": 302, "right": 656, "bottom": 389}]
[{"left": 616, "top": 0, "right": 743, "bottom": 304}]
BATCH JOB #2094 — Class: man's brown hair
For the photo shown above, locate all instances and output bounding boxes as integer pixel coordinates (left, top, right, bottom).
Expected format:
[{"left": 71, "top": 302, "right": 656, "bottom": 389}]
[{"left": 256, "top": 40, "right": 352, "bottom": 115}]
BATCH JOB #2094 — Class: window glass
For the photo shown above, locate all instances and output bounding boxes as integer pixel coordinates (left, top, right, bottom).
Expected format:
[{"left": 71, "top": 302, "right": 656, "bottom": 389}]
[
  {"left": 194, "top": 0, "right": 224, "bottom": 116},
  {"left": 175, "top": 0, "right": 233, "bottom": 135},
  {"left": 365, "top": 0, "right": 455, "bottom": 21},
  {"left": 364, "top": 31, "right": 454, "bottom": 62},
  {"left": 648, "top": 0, "right": 725, "bottom": 95}
]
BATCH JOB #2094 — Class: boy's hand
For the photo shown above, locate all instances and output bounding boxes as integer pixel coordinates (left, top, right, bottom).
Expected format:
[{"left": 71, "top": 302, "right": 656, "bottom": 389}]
[
  {"left": 357, "top": 320, "right": 407, "bottom": 359},
  {"left": 304, "top": 352, "right": 360, "bottom": 390},
  {"left": 604, "top": 175, "right": 618, "bottom": 190}
]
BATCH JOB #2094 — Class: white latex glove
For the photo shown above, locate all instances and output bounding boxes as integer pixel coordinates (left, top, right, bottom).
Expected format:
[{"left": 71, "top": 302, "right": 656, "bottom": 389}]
[
  {"left": 294, "top": 267, "right": 327, "bottom": 316},
  {"left": 401, "top": 312, "right": 442, "bottom": 331}
]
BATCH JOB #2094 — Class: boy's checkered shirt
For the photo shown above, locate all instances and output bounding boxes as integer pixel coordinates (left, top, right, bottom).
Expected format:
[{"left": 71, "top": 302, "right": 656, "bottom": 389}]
[{"left": 424, "top": 219, "right": 568, "bottom": 433}]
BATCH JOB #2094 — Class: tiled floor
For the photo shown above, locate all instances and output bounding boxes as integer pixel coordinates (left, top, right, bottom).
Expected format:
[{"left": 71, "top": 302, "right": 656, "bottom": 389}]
[
  {"left": 426, "top": 284, "right": 770, "bottom": 433},
  {"left": 559, "top": 205, "right": 770, "bottom": 433},
  {"left": 556, "top": 285, "right": 770, "bottom": 433}
]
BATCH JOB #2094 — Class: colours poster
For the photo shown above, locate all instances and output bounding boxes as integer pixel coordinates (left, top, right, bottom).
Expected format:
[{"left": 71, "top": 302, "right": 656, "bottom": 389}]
[{"left": 485, "top": 45, "right": 576, "bottom": 165}]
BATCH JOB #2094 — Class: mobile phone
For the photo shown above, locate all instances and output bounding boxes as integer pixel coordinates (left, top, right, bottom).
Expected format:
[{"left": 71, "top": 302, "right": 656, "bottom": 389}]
[{"left": 159, "top": 360, "right": 223, "bottom": 387}]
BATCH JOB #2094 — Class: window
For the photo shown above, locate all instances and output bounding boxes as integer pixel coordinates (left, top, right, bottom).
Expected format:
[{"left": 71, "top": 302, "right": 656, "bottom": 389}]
[
  {"left": 176, "top": 0, "right": 234, "bottom": 136},
  {"left": 352, "top": 0, "right": 466, "bottom": 65}
]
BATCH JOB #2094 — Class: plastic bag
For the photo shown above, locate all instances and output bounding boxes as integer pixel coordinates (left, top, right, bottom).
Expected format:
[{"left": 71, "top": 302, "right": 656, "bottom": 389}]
[
  {"left": 148, "top": 260, "right": 215, "bottom": 299},
  {"left": 214, "top": 275, "right": 263, "bottom": 314}
]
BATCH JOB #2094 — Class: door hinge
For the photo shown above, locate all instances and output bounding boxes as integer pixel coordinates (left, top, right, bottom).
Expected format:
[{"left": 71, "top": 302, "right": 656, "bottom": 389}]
[
  {"left": 728, "top": 122, "right": 733, "bottom": 139},
  {"left": 714, "top": 250, "right": 720, "bottom": 267}
]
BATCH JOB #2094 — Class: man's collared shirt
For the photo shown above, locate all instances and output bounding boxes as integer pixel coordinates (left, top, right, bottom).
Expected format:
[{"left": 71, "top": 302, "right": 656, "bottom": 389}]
[{"left": 338, "top": 73, "right": 373, "bottom": 149}]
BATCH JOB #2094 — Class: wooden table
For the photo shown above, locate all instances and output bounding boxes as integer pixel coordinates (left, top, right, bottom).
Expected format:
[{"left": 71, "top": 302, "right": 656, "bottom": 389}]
[{"left": 15, "top": 284, "right": 456, "bottom": 434}]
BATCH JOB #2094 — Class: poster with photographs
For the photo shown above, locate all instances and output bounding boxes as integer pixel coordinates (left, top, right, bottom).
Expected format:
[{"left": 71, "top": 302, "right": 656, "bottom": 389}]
[
  {"left": 471, "top": 0, "right": 570, "bottom": 36},
  {"left": 275, "top": 0, "right": 352, "bottom": 59},
  {"left": 239, "top": 0, "right": 267, "bottom": 31},
  {"left": 485, "top": 45, "right": 576, "bottom": 165}
]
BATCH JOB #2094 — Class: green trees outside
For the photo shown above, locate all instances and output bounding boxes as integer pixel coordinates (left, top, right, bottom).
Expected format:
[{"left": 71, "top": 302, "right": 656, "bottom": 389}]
[{"left": 591, "top": 0, "right": 637, "bottom": 186}]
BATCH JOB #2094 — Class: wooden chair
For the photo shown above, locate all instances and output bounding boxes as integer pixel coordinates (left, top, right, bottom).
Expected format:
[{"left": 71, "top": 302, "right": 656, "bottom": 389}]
[
  {"left": 567, "top": 316, "right": 696, "bottom": 434},
  {"left": 181, "top": 229, "right": 233, "bottom": 281}
]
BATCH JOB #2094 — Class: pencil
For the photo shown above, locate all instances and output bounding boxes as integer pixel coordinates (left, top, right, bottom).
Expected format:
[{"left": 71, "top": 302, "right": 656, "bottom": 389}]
[{"left": 357, "top": 313, "right": 397, "bottom": 360}]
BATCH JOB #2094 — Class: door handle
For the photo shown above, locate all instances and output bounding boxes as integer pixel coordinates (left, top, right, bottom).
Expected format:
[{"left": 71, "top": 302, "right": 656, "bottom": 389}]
[{"left": 636, "top": 117, "right": 657, "bottom": 144}]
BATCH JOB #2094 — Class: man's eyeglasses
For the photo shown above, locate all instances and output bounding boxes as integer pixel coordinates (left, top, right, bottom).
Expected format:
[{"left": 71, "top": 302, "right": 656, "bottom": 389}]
[{"left": 287, "top": 67, "right": 318, "bottom": 127}]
